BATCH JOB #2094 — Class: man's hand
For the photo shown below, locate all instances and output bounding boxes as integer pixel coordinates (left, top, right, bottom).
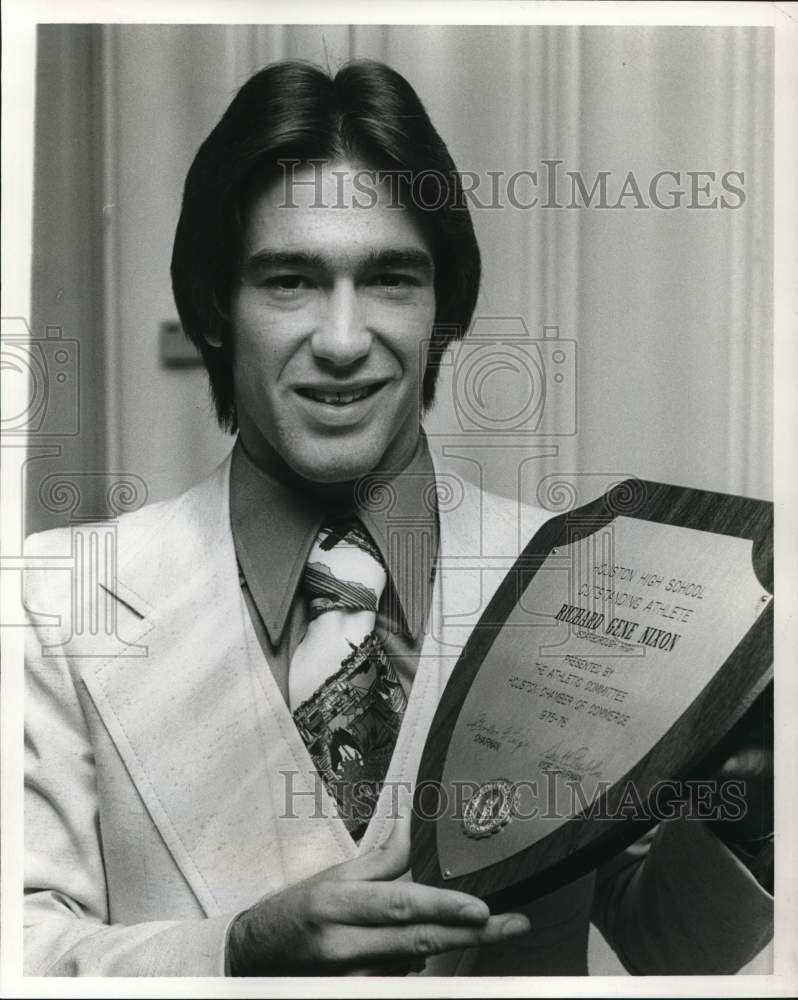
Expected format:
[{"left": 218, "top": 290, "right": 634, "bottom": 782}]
[{"left": 227, "top": 822, "right": 531, "bottom": 976}]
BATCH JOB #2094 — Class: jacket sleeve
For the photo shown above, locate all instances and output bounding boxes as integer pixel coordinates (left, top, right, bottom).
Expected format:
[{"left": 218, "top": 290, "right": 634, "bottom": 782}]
[
  {"left": 591, "top": 816, "right": 773, "bottom": 974},
  {"left": 24, "top": 540, "right": 236, "bottom": 977}
]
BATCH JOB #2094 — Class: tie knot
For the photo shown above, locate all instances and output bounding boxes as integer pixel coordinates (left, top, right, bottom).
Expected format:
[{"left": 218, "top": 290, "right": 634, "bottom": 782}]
[{"left": 302, "top": 519, "right": 387, "bottom": 620}]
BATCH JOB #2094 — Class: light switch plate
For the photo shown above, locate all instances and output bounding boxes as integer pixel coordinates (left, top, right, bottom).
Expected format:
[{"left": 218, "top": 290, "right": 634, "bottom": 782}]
[{"left": 159, "top": 320, "right": 203, "bottom": 367}]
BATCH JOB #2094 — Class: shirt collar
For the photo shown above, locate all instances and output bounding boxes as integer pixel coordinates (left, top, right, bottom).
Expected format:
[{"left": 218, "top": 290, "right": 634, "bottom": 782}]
[{"left": 230, "top": 433, "right": 439, "bottom": 644}]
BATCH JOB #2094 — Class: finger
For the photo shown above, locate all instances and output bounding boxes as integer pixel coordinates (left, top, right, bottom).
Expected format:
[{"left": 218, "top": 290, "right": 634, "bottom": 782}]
[
  {"left": 317, "top": 879, "right": 490, "bottom": 927},
  {"left": 715, "top": 745, "right": 772, "bottom": 781},
  {"left": 323, "top": 912, "right": 531, "bottom": 967}
]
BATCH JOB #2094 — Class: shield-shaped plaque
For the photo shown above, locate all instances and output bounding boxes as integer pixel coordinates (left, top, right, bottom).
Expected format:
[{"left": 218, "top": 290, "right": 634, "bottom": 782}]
[{"left": 411, "top": 480, "right": 772, "bottom": 909}]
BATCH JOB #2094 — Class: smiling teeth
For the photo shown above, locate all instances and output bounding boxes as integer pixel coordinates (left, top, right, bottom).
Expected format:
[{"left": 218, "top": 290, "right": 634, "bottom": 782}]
[{"left": 305, "top": 386, "right": 373, "bottom": 405}]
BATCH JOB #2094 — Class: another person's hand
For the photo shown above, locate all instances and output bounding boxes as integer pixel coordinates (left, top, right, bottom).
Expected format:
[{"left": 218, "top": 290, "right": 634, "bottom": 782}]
[
  {"left": 704, "top": 685, "right": 773, "bottom": 890},
  {"left": 227, "top": 822, "right": 531, "bottom": 976}
]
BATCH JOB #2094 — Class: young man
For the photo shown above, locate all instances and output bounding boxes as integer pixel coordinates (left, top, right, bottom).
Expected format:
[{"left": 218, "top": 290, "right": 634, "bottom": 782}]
[{"left": 24, "top": 59, "right": 772, "bottom": 977}]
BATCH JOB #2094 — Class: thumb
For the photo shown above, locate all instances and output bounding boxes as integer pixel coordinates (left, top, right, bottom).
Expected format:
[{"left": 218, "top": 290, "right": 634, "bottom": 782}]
[{"left": 343, "top": 820, "right": 411, "bottom": 882}]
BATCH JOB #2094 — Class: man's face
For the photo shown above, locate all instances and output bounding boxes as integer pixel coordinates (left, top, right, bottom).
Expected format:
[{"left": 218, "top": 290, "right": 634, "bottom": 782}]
[{"left": 228, "top": 161, "right": 436, "bottom": 485}]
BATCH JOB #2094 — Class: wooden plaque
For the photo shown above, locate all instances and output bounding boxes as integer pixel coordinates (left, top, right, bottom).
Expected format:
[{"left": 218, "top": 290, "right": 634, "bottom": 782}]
[{"left": 410, "top": 480, "right": 772, "bottom": 909}]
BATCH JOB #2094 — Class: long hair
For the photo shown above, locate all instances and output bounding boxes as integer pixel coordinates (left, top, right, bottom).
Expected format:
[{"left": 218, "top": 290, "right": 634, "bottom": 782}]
[{"left": 171, "top": 59, "right": 481, "bottom": 430}]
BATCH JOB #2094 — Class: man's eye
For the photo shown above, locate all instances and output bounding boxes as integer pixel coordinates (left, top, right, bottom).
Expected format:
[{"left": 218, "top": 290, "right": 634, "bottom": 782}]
[
  {"left": 371, "top": 273, "right": 417, "bottom": 291},
  {"left": 261, "top": 275, "right": 313, "bottom": 295}
]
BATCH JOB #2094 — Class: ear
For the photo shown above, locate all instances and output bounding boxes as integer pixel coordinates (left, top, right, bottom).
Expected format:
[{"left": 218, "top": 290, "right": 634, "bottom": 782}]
[{"left": 205, "top": 289, "right": 231, "bottom": 348}]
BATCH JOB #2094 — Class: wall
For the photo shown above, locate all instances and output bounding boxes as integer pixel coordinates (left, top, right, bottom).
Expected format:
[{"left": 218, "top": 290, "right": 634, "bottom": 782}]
[{"left": 26, "top": 26, "right": 108, "bottom": 534}]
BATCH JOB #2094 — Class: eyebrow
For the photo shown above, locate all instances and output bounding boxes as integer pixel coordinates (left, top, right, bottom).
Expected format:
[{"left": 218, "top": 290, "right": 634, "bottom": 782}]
[{"left": 244, "top": 247, "right": 435, "bottom": 277}]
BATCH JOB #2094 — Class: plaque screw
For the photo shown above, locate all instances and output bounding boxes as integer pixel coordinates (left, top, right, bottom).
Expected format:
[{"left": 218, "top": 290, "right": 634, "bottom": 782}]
[
  {"left": 760, "top": 595, "right": 769, "bottom": 603},
  {"left": 443, "top": 867, "right": 452, "bottom": 878},
  {"left": 552, "top": 548, "right": 558, "bottom": 555}
]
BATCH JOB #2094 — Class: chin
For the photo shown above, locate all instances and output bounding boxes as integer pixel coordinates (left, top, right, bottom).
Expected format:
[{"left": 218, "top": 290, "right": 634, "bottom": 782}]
[{"left": 295, "top": 452, "right": 380, "bottom": 486}]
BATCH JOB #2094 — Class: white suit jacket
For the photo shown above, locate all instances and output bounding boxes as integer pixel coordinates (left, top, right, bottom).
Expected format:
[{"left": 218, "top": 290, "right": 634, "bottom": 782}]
[{"left": 24, "top": 451, "right": 773, "bottom": 976}]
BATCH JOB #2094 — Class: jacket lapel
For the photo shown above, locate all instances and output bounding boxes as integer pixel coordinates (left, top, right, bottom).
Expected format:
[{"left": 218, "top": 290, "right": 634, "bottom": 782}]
[{"left": 81, "top": 454, "right": 347, "bottom": 915}]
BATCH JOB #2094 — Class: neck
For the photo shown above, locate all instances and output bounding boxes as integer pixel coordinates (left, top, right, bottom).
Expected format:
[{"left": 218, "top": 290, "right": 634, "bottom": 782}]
[{"left": 237, "top": 433, "right": 426, "bottom": 511}]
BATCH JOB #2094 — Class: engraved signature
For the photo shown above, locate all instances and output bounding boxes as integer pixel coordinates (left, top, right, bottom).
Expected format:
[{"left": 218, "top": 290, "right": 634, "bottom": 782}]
[
  {"left": 501, "top": 724, "right": 530, "bottom": 754},
  {"left": 466, "top": 712, "right": 530, "bottom": 753},
  {"left": 539, "top": 740, "right": 605, "bottom": 780},
  {"left": 466, "top": 711, "right": 498, "bottom": 737}
]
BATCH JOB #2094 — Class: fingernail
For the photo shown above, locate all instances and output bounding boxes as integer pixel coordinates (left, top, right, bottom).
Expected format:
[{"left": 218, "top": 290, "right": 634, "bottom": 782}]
[
  {"left": 502, "top": 916, "right": 530, "bottom": 937},
  {"left": 460, "top": 902, "right": 487, "bottom": 922}
]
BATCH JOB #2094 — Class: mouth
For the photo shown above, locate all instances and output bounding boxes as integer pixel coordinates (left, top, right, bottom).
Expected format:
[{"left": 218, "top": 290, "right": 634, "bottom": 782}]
[{"left": 295, "top": 381, "right": 388, "bottom": 407}]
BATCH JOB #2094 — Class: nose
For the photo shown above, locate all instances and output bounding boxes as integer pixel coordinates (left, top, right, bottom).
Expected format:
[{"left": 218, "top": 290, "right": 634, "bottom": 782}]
[{"left": 310, "top": 280, "right": 372, "bottom": 367}]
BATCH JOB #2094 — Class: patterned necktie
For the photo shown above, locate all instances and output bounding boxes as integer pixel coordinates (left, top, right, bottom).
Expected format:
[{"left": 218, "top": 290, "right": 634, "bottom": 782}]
[{"left": 289, "top": 518, "right": 408, "bottom": 841}]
